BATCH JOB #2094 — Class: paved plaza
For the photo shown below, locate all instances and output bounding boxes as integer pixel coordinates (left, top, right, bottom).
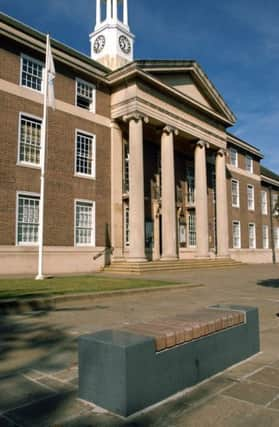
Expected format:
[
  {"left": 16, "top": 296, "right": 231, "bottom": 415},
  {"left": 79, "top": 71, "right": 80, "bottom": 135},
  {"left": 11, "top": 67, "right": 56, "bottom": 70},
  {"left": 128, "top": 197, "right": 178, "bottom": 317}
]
[{"left": 1, "top": 264, "right": 279, "bottom": 426}]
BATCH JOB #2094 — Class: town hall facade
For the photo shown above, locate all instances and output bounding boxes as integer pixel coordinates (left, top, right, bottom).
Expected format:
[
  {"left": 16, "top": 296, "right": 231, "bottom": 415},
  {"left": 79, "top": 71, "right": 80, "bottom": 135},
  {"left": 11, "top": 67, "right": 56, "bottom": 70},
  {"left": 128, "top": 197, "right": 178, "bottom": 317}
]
[{"left": 0, "top": 1, "right": 279, "bottom": 275}]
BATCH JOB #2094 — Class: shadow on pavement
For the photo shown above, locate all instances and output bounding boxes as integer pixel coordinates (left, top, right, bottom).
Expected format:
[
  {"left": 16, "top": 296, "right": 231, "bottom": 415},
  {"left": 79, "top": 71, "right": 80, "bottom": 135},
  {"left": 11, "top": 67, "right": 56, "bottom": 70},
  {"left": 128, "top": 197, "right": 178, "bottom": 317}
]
[{"left": 257, "top": 278, "right": 279, "bottom": 288}]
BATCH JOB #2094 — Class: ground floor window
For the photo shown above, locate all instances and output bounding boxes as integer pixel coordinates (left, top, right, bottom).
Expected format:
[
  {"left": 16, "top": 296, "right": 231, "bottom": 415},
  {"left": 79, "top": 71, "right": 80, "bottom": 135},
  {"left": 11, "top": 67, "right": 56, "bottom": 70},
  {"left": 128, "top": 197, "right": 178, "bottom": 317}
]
[
  {"left": 262, "top": 225, "right": 269, "bottom": 249},
  {"left": 124, "top": 206, "right": 130, "bottom": 246},
  {"left": 232, "top": 221, "right": 241, "bottom": 249},
  {"left": 17, "top": 193, "right": 40, "bottom": 245},
  {"left": 75, "top": 200, "right": 95, "bottom": 246},
  {"left": 188, "top": 211, "right": 196, "bottom": 248},
  {"left": 248, "top": 223, "right": 256, "bottom": 249},
  {"left": 274, "top": 227, "right": 279, "bottom": 249}
]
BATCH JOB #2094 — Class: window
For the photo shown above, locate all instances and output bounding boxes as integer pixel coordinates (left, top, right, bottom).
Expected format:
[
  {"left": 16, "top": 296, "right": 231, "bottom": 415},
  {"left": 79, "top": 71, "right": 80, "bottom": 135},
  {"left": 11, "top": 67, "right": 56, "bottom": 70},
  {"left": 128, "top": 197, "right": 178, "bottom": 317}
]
[
  {"left": 247, "top": 185, "right": 255, "bottom": 211},
  {"left": 261, "top": 191, "right": 268, "bottom": 215},
  {"left": 75, "top": 131, "right": 96, "bottom": 178},
  {"left": 75, "top": 201, "right": 95, "bottom": 246},
  {"left": 21, "top": 55, "right": 43, "bottom": 92},
  {"left": 272, "top": 194, "right": 279, "bottom": 216},
  {"left": 232, "top": 221, "right": 241, "bottom": 249},
  {"left": 187, "top": 167, "right": 195, "bottom": 204},
  {"left": 124, "top": 143, "right": 129, "bottom": 193},
  {"left": 76, "top": 79, "right": 95, "bottom": 112},
  {"left": 188, "top": 211, "right": 196, "bottom": 247},
  {"left": 124, "top": 206, "right": 130, "bottom": 246},
  {"left": 18, "top": 114, "right": 42, "bottom": 166},
  {"left": 17, "top": 194, "right": 40, "bottom": 245},
  {"left": 231, "top": 179, "right": 240, "bottom": 207},
  {"left": 230, "top": 148, "right": 238, "bottom": 167},
  {"left": 274, "top": 227, "right": 279, "bottom": 250},
  {"left": 263, "top": 225, "right": 269, "bottom": 249},
  {"left": 245, "top": 155, "right": 253, "bottom": 173},
  {"left": 248, "top": 223, "right": 256, "bottom": 249}
]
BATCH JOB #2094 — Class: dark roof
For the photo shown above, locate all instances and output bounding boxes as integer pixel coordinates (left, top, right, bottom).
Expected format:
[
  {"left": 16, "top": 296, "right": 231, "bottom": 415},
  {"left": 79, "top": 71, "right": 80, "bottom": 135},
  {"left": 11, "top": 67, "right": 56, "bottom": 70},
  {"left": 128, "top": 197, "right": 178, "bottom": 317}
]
[
  {"left": 0, "top": 12, "right": 110, "bottom": 74},
  {"left": 261, "top": 166, "right": 279, "bottom": 182},
  {"left": 227, "top": 132, "right": 262, "bottom": 154}
]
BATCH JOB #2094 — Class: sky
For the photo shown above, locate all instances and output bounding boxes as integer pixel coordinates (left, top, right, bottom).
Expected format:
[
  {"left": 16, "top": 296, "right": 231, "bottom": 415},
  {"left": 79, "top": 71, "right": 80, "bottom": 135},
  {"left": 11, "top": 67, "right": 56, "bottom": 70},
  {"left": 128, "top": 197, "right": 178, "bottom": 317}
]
[{"left": 1, "top": 0, "right": 279, "bottom": 173}]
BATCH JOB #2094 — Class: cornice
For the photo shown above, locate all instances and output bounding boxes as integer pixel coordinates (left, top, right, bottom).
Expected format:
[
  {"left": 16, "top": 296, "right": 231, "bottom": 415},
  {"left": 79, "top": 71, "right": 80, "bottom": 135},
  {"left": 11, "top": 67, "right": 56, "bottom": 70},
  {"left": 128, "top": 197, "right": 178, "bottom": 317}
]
[
  {"left": 227, "top": 134, "right": 263, "bottom": 159},
  {"left": 227, "top": 164, "right": 261, "bottom": 182},
  {"left": 261, "top": 175, "right": 279, "bottom": 188}
]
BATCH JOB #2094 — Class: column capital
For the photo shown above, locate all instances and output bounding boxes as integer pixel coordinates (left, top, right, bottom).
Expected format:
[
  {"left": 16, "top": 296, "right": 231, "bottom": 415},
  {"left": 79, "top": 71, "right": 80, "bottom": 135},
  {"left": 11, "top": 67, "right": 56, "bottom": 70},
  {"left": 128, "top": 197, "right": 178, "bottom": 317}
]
[
  {"left": 162, "top": 125, "right": 179, "bottom": 136},
  {"left": 123, "top": 112, "right": 149, "bottom": 124},
  {"left": 196, "top": 140, "right": 209, "bottom": 149},
  {"left": 110, "top": 119, "right": 121, "bottom": 130},
  {"left": 216, "top": 148, "right": 227, "bottom": 158}
]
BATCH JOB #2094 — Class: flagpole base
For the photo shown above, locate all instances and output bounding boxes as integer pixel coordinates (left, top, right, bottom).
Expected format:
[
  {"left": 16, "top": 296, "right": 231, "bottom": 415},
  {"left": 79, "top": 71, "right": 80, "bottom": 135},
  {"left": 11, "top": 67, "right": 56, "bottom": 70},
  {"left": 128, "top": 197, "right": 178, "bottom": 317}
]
[{"left": 35, "top": 274, "right": 45, "bottom": 281}]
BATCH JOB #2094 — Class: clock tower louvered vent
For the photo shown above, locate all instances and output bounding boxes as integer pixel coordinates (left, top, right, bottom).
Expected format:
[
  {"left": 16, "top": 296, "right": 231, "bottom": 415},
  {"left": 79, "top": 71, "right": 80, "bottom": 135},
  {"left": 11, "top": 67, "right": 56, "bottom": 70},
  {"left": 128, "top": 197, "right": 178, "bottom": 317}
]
[{"left": 90, "top": 0, "right": 134, "bottom": 70}]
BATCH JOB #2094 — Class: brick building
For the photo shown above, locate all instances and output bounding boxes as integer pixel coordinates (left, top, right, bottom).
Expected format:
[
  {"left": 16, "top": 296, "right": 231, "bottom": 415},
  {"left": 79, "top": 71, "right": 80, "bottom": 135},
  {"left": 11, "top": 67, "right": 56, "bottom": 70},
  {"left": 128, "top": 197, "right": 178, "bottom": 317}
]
[{"left": 0, "top": 2, "right": 279, "bottom": 276}]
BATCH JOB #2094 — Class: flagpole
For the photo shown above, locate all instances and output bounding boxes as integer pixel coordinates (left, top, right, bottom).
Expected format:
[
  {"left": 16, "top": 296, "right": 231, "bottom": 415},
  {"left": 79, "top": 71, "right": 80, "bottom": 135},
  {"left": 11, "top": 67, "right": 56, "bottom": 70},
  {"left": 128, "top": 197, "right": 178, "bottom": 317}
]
[{"left": 36, "top": 34, "right": 50, "bottom": 280}]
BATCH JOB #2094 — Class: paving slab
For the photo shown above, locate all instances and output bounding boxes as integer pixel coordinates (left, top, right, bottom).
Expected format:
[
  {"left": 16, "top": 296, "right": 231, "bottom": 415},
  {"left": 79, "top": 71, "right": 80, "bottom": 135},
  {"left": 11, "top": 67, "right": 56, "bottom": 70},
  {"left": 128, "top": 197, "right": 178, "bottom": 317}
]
[
  {"left": 247, "top": 367, "right": 279, "bottom": 388},
  {"left": 222, "top": 380, "right": 279, "bottom": 406}
]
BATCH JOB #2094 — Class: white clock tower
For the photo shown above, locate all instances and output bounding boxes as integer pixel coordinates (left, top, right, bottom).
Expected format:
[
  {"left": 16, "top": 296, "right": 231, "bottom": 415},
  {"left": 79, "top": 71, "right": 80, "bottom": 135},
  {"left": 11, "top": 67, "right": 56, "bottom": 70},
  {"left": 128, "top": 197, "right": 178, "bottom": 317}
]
[{"left": 90, "top": 0, "right": 134, "bottom": 70}]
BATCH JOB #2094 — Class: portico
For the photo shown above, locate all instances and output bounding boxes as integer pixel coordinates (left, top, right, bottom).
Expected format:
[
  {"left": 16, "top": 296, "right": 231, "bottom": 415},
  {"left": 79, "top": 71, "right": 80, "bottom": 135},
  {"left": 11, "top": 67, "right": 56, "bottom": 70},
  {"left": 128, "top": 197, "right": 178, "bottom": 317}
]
[{"left": 109, "top": 63, "right": 234, "bottom": 263}]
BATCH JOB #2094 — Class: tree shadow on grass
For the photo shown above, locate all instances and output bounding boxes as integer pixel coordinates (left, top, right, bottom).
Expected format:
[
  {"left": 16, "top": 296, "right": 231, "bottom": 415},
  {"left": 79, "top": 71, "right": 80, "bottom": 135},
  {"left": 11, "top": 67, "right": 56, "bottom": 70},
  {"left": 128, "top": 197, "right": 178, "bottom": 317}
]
[{"left": 257, "top": 278, "right": 279, "bottom": 288}]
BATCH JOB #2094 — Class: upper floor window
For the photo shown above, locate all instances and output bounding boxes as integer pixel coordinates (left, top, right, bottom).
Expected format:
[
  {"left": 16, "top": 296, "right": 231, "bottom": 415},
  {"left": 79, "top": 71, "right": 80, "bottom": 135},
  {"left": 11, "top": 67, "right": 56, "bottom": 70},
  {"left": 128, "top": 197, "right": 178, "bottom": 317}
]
[
  {"left": 245, "top": 155, "right": 253, "bottom": 173},
  {"left": 75, "top": 200, "right": 95, "bottom": 246},
  {"left": 231, "top": 179, "right": 240, "bottom": 208},
  {"left": 21, "top": 55, "right": 44, "bottom": 92},
  {"left": 18, "top": 114, "right": 42, "bottom": 167},
  {"left": 230, "top": 148, "right": 238, "bottom": 167},
  {"left": 247, "top": 185, "right": 255, "bottom": 211},
  {"left": 272, "top": 193, "right": 279, "bottom": 216},
  {"left": 17, "top": 193, "right": 40, "bottom": 245},
  {"left": 124, "top": 143, "right": 129, "bottom": 193},
  {"left": 232, "top": 221, "right": 241, "bottom": 249},
  {"left": 76, "top": 79, "right": 96, "bottom": 112},
  {"left": 186, "top": 167, "right": 195, "bottom": 204},
  {"left": 75, "top": 131, "right": 96, "bottom": 178},
  {"left": 248, "top": 223, "right": 256, "bottom": 249},
  {"left": 261, "top": 191, "right": 268, "bottom": 215}
]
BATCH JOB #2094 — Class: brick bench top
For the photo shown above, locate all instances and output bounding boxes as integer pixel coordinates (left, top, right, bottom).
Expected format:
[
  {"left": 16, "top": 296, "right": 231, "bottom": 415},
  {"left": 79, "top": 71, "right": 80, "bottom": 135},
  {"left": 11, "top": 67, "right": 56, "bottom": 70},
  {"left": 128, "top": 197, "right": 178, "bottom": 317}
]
[{"left": 121, "top": 308, "right": 245, "bottom": 352}]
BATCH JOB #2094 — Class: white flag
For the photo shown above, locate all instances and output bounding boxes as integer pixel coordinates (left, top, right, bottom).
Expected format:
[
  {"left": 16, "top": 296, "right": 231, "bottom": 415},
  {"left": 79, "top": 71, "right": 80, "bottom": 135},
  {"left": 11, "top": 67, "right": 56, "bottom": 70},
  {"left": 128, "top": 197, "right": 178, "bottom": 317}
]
[{"left": 46, "top": 36, "right": 56, "bottom": 110}]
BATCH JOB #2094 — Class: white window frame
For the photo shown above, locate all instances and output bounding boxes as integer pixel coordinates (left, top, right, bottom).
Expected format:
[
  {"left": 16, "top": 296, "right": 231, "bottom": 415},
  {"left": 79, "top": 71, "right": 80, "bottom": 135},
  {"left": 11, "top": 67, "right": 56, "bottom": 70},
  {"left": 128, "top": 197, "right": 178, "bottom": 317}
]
[
  {"left": 16, "top": 191, "right": 40, "bottom": 246},
  {"left": 261, "top": 191, "right": 268, "bottom": 215},
  {"left": 75, "top": 129, "right": 96, "bottom": 179},
  {"left": 188, "top": 211, "right": 197, "bottom": 248},
  {"left": 247, "top": 184, "right": 255, "bottom": 211},
  {"left": 75, "top": 78, "right": 96, "bottom": 113},
  {"left": 262, "top": 225, "right": 269, "bottom": 249},
  {"left": 245, "top": 155, "right": 253, "bottom": 173},
  {"left": 248, "top": 223, "right": 256, "bottom": 249},
  {"left": 230, "top": 147, "right": 238, "bottom": 168},
  {"left": 17, "top": 112, "right": 42, "bottom": 169},
  {"left": 232, "top": 220, "right": 241, "bottom": 249},
  {"left": 231, "top": 179, "right": 240, "bottom": 208},
  {"left": 272, "top": 193, "right": 279, "bottom": 216},
  {"left": 124, "top": 205, "right": 130, "bottom": 247},
  {"left": 74, "top": 199, "right": 96, "bottom": 247},
  {"left": 20, "top": 54, "right": 44, "bottom": 93}
]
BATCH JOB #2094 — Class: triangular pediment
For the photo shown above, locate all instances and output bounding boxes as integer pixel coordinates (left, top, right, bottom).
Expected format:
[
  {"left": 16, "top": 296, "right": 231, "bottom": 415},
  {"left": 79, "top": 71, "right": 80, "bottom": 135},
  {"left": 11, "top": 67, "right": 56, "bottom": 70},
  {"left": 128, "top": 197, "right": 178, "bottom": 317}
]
[{"left": 134, "top": 61, "right": 236, "bottom": 125}]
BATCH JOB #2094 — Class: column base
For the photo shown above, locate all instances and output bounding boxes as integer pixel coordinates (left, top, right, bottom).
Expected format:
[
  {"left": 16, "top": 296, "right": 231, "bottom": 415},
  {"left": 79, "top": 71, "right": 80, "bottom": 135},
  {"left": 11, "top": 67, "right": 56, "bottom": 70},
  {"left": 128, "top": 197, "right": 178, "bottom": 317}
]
[
  {"left": 127, "top": 257, "right": 147, "bottom": 263},
  {"left": 161, "top": 255, "right": 178, "bottom": 261}
]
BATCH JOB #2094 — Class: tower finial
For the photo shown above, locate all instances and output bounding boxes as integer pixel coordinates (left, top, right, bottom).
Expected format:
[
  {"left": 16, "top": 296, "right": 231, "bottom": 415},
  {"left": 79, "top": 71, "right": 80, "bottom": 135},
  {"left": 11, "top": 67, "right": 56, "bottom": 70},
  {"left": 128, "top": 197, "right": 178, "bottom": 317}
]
[{"left": 90, "top": 0, "right": 134, "bottom": 70}]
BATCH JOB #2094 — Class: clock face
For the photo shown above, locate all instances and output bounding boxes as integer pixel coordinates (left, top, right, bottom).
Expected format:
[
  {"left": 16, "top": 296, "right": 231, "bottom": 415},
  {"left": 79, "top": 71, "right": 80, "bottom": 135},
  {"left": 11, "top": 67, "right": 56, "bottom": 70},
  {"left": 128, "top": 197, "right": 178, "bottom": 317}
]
[
  {"left": 93, "top": 35, "right": 106, "bottom": 54},
  {"left": 119, "top": 35, "right": 131, "bottom": 54}
]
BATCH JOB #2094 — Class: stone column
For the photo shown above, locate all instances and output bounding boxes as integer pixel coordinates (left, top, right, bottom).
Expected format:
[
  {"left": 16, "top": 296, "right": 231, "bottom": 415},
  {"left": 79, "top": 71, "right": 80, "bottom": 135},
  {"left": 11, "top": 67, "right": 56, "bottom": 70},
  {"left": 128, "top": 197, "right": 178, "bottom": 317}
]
[
  {"left": 161, "top": 126, "right": 178, "bottom": 260},
  {"left": 216, "top": 149, "right": 229, "bottom": 257},
  {"left": 195, "top": 141, "right": 209, "bottom": 257},
  {"left": 123, "top": 113, "right": 148, "bottom": 262},
  {"left": 111, "top": 121, "right": 124, "bottom": 260}
]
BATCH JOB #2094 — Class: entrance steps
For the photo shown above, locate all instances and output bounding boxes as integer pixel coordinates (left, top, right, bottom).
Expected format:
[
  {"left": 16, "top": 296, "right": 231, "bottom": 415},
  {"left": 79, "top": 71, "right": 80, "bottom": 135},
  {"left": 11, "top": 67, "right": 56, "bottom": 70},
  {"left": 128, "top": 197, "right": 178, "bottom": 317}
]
[{"left": 104, "top": 258, "right": 244, "bottom": 274}]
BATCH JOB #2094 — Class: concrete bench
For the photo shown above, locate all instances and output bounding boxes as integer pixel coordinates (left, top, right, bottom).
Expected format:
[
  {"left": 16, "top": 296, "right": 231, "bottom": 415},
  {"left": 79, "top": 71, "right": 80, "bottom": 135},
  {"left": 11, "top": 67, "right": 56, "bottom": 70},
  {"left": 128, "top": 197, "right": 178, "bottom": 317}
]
[{"left": 79, "top": 305, "right": 259, "bottom": 417}]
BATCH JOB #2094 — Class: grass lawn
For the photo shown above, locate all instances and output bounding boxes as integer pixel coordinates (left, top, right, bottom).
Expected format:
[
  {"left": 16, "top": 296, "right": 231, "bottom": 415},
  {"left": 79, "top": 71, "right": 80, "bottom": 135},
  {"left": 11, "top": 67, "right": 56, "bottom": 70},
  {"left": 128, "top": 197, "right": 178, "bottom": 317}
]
[{"left": 0, "top": 276, "right": 177, "bottom": 300}]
